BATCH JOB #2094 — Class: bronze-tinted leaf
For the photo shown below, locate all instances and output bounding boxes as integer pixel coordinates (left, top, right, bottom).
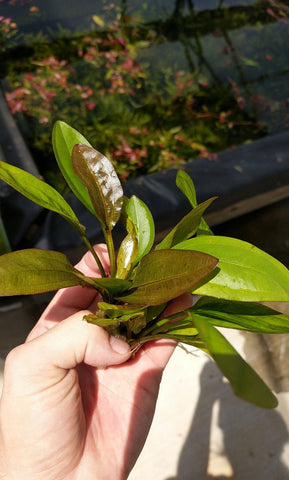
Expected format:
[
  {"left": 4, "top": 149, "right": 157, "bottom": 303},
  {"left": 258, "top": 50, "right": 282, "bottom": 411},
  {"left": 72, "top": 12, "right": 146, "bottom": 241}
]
[
  {"left": 0, "top": 249, "right": 86, "bottom": 295},
  {"left": 71, "top": 144, "right": 123, "bottom": 230},
  {"left": 118, "top": 249, "right": 218, "bottom": 305}
]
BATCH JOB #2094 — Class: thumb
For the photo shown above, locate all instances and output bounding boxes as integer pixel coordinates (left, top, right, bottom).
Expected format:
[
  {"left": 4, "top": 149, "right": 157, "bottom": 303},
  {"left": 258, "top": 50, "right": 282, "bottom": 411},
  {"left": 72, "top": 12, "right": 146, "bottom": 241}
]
[{"left": 4, "top": 312, "right": 131, "bottom": 389}]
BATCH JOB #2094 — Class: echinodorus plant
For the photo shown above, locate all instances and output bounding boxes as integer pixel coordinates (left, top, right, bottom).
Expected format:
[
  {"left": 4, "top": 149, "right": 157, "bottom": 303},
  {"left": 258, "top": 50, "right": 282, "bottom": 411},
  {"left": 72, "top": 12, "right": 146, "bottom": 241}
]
[{"left": 0, "top": 120, "right": 289, "bottom": 409}]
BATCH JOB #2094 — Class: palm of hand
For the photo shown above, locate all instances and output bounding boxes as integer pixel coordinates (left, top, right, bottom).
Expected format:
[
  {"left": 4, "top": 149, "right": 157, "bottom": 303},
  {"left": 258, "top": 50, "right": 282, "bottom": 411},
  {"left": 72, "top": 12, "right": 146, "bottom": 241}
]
[
  {"left": 0, "top": 246, "right": 191, "bottom": 480},
  {"left": 63, "top": 347, "right": 167, "bottom": 480},
  {"left": 30, "top": 343, "right": 167, "bottom": 480}
]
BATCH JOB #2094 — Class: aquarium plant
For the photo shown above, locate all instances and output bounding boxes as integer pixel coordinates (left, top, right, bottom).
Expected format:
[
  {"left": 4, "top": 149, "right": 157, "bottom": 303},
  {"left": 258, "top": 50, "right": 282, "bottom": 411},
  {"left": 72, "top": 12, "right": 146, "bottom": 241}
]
[{"left": 0, "top": 121, "right": 289, "bottom": 409}]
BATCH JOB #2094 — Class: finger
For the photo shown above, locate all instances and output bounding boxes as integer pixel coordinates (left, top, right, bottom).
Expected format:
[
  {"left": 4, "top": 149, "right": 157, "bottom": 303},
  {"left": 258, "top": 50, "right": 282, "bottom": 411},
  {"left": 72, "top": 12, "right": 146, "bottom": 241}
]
[
  {"left": 75, "top": 244, "right": 110, "bottom": 277},
  {"left": 7, "top": 311, "right": 131, "bottom": 389}
]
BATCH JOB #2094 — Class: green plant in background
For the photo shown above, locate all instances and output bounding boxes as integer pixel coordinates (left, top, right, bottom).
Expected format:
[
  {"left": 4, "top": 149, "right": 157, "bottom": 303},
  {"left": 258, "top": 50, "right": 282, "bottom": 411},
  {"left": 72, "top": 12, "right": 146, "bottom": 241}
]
[
  {"left": 0, "top": 121, "right": 289, "bottom": 409},
  {"left": 3, "top": 0, "right": 283, "bottom": 190}
]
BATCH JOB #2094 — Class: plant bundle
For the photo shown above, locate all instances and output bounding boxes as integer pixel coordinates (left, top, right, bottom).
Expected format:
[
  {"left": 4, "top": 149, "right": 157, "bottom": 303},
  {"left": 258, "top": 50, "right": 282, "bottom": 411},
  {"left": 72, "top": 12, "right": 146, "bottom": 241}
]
[{"left": 0, "top": 121, "right": 289, "bottom": 409}]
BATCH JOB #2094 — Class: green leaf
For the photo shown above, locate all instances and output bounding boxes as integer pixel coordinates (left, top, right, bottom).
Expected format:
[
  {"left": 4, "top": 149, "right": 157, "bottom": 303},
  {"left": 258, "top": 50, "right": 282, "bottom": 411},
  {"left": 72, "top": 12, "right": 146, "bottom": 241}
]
[
  {"left": 124, "top": 195, "right": 155, "bottom": 264},
  {"left": 174, "top": 236, "right": 289, "bottom": 301},
  {"left": 98, "top": 302, "right": 145, "bottom": 318},
  {"left": 147, "top": 331, "right": 207, "bottom": 350},
  {"left": 85, "top": 304, "right": 145, "bottom": 328},
  {"left": 193, "top": 316, "right": 278, "bottom": 408},
  {"left": 176, "top": 169, "right": 197, "bottom": 207},
  {"left": 192, "top": 297, "right": 289, "bottom": 333},
  {"left": 0, "top": 160, "right": 85, "bottom": 236},
  {"left": 71, "top": 144, "right": 123, "bottom": 230},
  {"left": 90, "top": 277, "right": 132, "bottom": 296},
  {"left": 145, "top": 316, "right": 198, "bottom": 336},
  {"left": 116, "top": 226, "right": 138, "bottom": 279},
  {"left": 118, "top": 249, "right": 218, "bottom": 305},
  {"left": 84, "top": 312, "right": 121, "bottom": 327},
  {"left": 176, "top": 170, "right": 213, "bottom": 236},
  {"left": 144, "top": 303, "right": 167, "bottom": 324},
  {"left": 52, "top": 121, "right": 95, "bottom": 216},
  {"left": 0, "top": 249, "right": 87, "bottom": 295},
  {"left": 89, "top": 302, "right": 146, "bottom": 332},
  {"left": 156, "top": 197, "right": 216, "bottom": 250}
]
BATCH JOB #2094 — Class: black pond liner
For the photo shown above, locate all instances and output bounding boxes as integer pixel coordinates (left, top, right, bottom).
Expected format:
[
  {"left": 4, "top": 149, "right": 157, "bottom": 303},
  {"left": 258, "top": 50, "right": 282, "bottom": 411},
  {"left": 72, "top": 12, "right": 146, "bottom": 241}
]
[{"left": 0, "top": 92, "right": 289, "bottom": 254}]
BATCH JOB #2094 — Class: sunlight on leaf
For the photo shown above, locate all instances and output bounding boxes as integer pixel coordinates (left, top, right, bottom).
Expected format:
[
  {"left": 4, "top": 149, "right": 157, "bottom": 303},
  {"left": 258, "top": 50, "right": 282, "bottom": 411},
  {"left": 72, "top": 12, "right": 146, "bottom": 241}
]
[
  {"left": 191, "top": 297, "right": 289, "bottom": 333},
  {"left": 174, "top": 236, "right": 289, "bottom": 301},
  {"left": 72, "top": 144, "right": 123, "bottom": 230},
  {"left": 156, "top": 197, "right": 215, "bottom": 249},
  {"left": 52, "top": 121, "right": 95, "bottom": 216},
  {"left": 124, "top": 195, "right": 155, "bottom": 264}
]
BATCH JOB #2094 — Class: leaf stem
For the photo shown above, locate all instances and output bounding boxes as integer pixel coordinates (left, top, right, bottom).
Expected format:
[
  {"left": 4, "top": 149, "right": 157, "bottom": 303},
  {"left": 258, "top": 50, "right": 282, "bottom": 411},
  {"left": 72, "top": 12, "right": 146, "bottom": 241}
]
[
  {"left": 81, "top": 235, "right": 106, "bottom": 277},
  {"left": 104, "top": 229, "right": 116, "bottom": 278}
]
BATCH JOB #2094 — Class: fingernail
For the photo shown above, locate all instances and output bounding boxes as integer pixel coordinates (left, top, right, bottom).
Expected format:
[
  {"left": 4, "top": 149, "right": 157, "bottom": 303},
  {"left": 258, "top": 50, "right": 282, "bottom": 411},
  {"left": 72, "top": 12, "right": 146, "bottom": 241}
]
[{"left": 110, "top": 336, "right": 130, "bottom": 355}]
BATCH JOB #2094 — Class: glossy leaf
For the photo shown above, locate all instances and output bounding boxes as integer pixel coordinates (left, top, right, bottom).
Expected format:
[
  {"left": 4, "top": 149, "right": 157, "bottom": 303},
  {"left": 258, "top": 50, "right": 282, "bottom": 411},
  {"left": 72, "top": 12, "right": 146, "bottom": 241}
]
[
  {"left": 71, "top": 144, "right": 123, "bottom": 230},
  {"left": 192, "top": 297, "right": 289, "bottom": 333},
  {"left": 118, "top": 249, "right": 218, "bottom": 305},
  {"left": 156, "top": 197, "right": 216, "bottom": 250},
  {"left": 116, "top": 226, "right": 138, "bottom": 279},
  {"left": 193, "top": 316, "right": 278, "bottom": 408},
  {"left": 124, "top": 195, "right": 155, "bottom": 264},
  {"left": 176, "top": 170, "right": 213, "bottom": 236},
  {"left": 174, "top": 236, "right": 289, "bottom": 301},
  {"left": 0, "top": 160, "right": 86, "bottom": 236},
  {"left": 52, "top": 121, "right": 95, "bottom": 216},
  {"left": 0, "top": 249, "right": 87, "bottom": 295}
]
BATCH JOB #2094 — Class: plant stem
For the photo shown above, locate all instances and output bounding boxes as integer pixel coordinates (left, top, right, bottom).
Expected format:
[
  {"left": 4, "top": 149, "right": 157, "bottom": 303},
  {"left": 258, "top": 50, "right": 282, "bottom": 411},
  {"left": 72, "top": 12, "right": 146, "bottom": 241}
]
[
  {"left": 104, "top": 229, "right": 116, "bottom": 278},
  {"left": 82, "top": 235, "right": 106, "bottom": 277}
]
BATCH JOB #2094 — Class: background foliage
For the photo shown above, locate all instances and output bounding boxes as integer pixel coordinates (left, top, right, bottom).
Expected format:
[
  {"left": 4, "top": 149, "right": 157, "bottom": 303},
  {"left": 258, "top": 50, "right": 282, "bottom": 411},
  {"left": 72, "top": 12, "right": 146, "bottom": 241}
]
[{"left": 0, "top": 0, "right": 289, "bottom": 190}]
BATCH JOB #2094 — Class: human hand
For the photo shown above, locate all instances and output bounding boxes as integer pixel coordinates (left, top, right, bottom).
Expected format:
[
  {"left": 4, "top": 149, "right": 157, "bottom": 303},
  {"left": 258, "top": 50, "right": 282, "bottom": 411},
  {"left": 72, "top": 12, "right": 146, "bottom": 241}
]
[{"left": 0, "top": 244, "right": 192, "bottom": 480}]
